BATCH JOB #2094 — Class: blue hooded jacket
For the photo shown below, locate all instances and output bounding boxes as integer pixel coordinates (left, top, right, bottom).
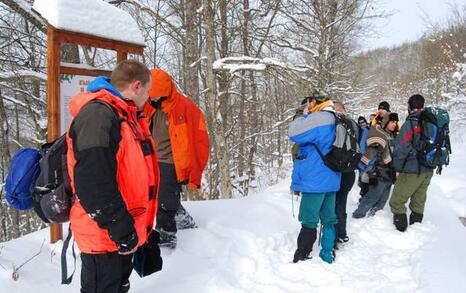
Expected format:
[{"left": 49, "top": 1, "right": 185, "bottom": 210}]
[
  {"left": 87, "top": 76, "right": 124, "bottom": 99},
  {"left": 288, "top": 110, "right": 341, "bottom": 193}
]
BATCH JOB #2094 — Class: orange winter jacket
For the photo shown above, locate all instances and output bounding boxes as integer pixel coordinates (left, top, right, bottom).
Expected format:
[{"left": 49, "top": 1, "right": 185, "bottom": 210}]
[
  {"left": 67, "top": 90, "right": 159, "bottom": 254},
  {"left": 143, "top": 69, "right": 209, "bottom": 190}
]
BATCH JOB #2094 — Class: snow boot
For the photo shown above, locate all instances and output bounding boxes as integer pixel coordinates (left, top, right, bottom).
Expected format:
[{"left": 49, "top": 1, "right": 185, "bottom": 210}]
[
  {"left": 158, "top": 228, "right": 177, "bottom": 249},
  {"left": 393, "top": 213, "right": 408, "bottom": 232},
  {"left": 337, "top": 235, "right": 349, "bottom": 243},
  {"left": 334, "top": 235, "right": 349, "bottom": 250},
  {"left": 409, "top": 212, "right": 423, "bottom": 225},
  {"left": 175, "top": 204, "right": 197, "bottom": 229},
  {"left": 293, "top": 226, "right": 316, "bottom": 263},
  {"left": 319, "top": 225, "right": 336, "bottom": 264}
]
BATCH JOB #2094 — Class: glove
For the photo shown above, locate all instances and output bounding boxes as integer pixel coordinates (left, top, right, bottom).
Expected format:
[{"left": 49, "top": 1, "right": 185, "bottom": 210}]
[
  {"left": 115, "top": 231, "right": 138, "bottom": 253},
  {"left": 369, "top": 177, "right": 378, "bottom": 186}
]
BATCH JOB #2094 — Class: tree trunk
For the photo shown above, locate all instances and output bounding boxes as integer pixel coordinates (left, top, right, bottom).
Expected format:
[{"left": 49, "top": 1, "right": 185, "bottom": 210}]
[
  {"left": 204, "top": 0, "right": 231, "bottom": 199},
  {"left": 184, "top": 0, "right": 200, "bottom": 105}
]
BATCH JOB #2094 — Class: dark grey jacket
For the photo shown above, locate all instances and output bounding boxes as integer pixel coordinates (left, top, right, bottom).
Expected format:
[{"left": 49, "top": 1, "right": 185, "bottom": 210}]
[{"left": 393, "top": 110, "right": 434, "bottom": 174}]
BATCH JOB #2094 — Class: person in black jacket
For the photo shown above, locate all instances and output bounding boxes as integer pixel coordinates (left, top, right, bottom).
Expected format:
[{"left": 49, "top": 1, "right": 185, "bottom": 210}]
[
  {"left": 390, "top": 94, "right": 435, "bottom": 232},
  {"left": 333, "top": 101, "right": 359, "bottom": 244}
]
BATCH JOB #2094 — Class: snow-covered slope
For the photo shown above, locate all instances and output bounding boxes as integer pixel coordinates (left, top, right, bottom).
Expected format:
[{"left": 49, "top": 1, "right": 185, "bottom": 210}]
[{"left": 1, "top": 150, "right": 466, "bottom": 293}]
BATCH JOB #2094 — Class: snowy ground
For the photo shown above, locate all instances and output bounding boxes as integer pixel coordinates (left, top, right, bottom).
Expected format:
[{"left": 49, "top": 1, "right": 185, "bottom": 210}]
[{"left": 1, "top": 150, "right": 465, "bottom": 293}]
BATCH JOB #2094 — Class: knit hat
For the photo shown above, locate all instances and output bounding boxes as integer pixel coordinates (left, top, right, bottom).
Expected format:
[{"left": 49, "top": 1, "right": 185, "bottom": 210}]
[
  {"left": 358, "top": 116, "right": 368, "bottom": 125},
  {"left": 308, "top": 89, "right": 329, "bottom": 102},
  {"left": 381, "top": 112, "right": 399, "bottom": 129},
  {"left": 378, "top": 101, "right": 390, "bottom": 111}
]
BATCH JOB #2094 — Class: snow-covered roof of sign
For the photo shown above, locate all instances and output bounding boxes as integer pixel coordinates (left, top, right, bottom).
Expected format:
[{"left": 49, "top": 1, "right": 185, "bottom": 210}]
[{"left": 32, "top": 0, "right": 145, "bottom": 46}]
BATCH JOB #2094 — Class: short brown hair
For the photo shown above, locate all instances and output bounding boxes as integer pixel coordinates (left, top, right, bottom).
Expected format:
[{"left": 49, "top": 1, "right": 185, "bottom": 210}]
[
  {"left": 110, "top": 60, "right": 150, "bottom": 91},
  {"left": 333, "top": 100, "right": 346, "bottom": 113}
]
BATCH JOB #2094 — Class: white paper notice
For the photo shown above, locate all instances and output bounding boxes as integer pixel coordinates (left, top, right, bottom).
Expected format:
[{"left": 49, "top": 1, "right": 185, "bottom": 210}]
[{"left": 60, "top": 74, "right": 93, "bottom": 134}]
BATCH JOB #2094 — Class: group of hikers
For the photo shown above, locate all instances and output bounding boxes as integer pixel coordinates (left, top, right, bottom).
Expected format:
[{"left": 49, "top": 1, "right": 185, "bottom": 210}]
[
  {"left": 289, "top": 91, "right": 451, "bottom": 264},
  {"left": 65, "top": 60, "right": 209, "bottom": 292},
  {"left": 4, "top": 59, "right": 451, "bottom": 292}
]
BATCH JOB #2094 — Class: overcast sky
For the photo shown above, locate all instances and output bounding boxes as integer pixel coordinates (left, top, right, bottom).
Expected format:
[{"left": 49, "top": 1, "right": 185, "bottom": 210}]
[{"left": 363, "top": 0, "right": 464, "bottom": 50}]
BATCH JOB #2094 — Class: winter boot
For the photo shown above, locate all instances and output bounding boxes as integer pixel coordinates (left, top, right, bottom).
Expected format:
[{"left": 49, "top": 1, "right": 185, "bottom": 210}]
[
  {"left": 158, "top": 228, "right": 177, "bottom": 249},
  {"left": 409, "top": 212, "right": 423, "bottom": 225},
  {"left": 319, "top": 225, "right": 336, "bottom": 264},
  {"left": 175, "top": 204, "right": 197, "bottom": 229},
  {"left": 393, "top": 213, "right": 408, "bottom": 232},
  {"left": 293, "top": 226, "right": 317, "bottom": 263},
  {"left": 337, "top": 235, "right": 349, "bottom": 243}
]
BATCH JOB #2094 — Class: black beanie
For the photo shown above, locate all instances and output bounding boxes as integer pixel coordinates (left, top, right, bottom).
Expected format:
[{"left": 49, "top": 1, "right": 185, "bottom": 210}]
[
  {"left": 358, "top": 116, "right": 367, "bottom": 124},
  {"left": 378, "top": 101, "right": 390, "bottom": 111}
]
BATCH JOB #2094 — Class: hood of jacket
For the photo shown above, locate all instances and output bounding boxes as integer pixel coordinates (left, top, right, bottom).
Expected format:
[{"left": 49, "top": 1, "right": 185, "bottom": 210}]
[{"left": 87, "top": 76, "right": 124, "bottom": 100}]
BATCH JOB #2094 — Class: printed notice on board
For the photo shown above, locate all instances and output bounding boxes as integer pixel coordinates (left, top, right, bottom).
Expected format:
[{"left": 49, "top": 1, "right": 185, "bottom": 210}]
[{"left": 60, "top": 75, "right": 93, "bottom": 134}]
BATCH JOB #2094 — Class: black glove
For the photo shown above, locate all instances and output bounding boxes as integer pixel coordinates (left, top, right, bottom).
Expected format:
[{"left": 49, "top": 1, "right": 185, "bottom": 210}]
[
  {"left": 115, "top": 231, "right": 138, "bottom": 253},
  {"left": 369, "top": 177, "right": 378, "bottom": 186},
  {"left": 133, "top": 229, "right": 163, "bottom": 277}
]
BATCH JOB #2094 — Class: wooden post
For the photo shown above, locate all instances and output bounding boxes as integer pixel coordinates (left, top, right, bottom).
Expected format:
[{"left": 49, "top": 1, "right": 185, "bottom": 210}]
[
  {"left": 45, "top": 27, "right": 143, "bottom": 244},
  {"left": 47, "top": 27, "right": 63, "bottom": 243},
  {"left": 117, "top": 51, "right": 128, "bottom": 63}
]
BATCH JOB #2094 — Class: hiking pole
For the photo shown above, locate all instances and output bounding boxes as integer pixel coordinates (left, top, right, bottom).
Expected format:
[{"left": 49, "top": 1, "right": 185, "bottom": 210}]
[
  {"left": 12, "top": 239, "right": 45, "bottom": 281},
  {"left": 318, "top": 223, "right": 323, "bottom": 246}
]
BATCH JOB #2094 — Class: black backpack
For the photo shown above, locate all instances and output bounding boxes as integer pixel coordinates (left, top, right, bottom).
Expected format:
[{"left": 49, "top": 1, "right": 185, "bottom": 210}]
[
  {"left": 313, "top": 112, "right": 362, "bottom": 172},
  {"left": 33, "top": 133, "right": 73, "bottom": 223}
]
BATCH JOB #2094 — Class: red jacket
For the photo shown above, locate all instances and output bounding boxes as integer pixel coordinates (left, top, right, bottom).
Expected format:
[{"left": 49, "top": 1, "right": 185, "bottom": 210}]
[
  {"left": 67, "top": 90, "right": 159, "bottom": 254},
  {"left": 143, "top": 69, "right": 209, "bottom": 189}
]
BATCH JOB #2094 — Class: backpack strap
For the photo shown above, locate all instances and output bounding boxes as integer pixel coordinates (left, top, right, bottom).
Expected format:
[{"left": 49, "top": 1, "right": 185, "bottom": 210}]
[
  {"left": 400, "top": 119, "right": 418, "bottom": 173},
  {"left": 91, "top": 100, "right": 120, "bottom": 121},
  {"left": 311, "top": 111, "right": 342, "bottom": 164},
  {"left": 311, "top": 143, "right": 326, "bottom": 163},
  {"left": 61, "top": 226, "right": 77, "bottom": 285}
]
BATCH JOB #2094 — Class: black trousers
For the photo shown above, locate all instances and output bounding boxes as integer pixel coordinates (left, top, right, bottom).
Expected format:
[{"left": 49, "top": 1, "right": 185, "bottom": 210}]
[
  {"left": 335, "top": 171, "right": 356, "bottom": 238},
  {"left": 80, "top": 252, "right": 133, "bottom": 293},
  {"left": 157, "top": 162, "right": 182, "bottom": 233}
]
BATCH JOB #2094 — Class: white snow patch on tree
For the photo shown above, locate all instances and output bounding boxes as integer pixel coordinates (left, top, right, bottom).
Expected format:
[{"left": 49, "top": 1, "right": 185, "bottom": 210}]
[
  {"left": 212, "top": 56, "right": 309, "bottom": 74},
  {"left": 0, "top": 70, "right": 46, "bottom": 80}
]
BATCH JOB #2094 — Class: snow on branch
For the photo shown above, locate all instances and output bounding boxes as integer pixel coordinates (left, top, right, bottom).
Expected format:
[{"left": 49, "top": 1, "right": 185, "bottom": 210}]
[
  {"left": 0, "top": 82, "right": 45, "bottom": 105},
  {"left": 3, "top": 95, "right": 41, "bottom": 115},
  {"left": 0, "top": 0, "right": 46, "bottom": 32},
  {"left": 109, "top": 0, "right": 183, "bottom": 41},
  {"left": 213, "top": 56, "right": 309, "bottom": 75},
  {"left": 190, "top": 56, "right": 208, "bottom": 68},
  {"left": 0, "top": 70, "right": 47, "bottom": 81}
]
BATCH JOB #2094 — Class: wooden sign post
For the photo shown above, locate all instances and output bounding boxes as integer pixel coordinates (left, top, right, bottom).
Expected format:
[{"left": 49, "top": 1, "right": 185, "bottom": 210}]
[{"left": 46, "top": 26, "right": 144, "bottom": 243}]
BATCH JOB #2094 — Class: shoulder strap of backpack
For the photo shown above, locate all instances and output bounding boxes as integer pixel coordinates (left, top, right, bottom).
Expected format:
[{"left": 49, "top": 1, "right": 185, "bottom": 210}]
[
  {"left": 91, "top": 100, "right": 120, "bottom": 120},
  {"left": 61, "top": 226, "right": 77, "bottom": 285},
  {"left": 311, "top": 143, "right": 326, "bottom": 162},
  {"left": 400, "top": 119, "right": 417, "bottom": 173}
]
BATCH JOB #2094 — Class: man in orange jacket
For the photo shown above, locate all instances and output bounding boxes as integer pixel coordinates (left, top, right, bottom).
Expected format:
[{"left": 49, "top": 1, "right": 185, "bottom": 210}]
[
  {"left": 370, "top": 101, "right": 390, "bottom": 126},
  {"left": 144, "top": 68, "right": 209, "bottom": 248},
  {"left": 67, "top": 60, "right": 159, "bottom": 292}
]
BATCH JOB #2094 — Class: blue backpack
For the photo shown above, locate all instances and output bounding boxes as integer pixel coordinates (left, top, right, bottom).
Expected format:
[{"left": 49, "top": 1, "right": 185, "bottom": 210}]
[
  {"left": 5, "top": 148, "right": 42, "bottom": 210},
  {"left": 416, "top": 107, "right": 452, "bottom": 174}
]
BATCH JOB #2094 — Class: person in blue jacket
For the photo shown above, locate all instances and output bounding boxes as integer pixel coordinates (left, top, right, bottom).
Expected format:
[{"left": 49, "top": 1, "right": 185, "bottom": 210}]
[{"left": 289, "top": 90, "right": 340, "bottom": 264}]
